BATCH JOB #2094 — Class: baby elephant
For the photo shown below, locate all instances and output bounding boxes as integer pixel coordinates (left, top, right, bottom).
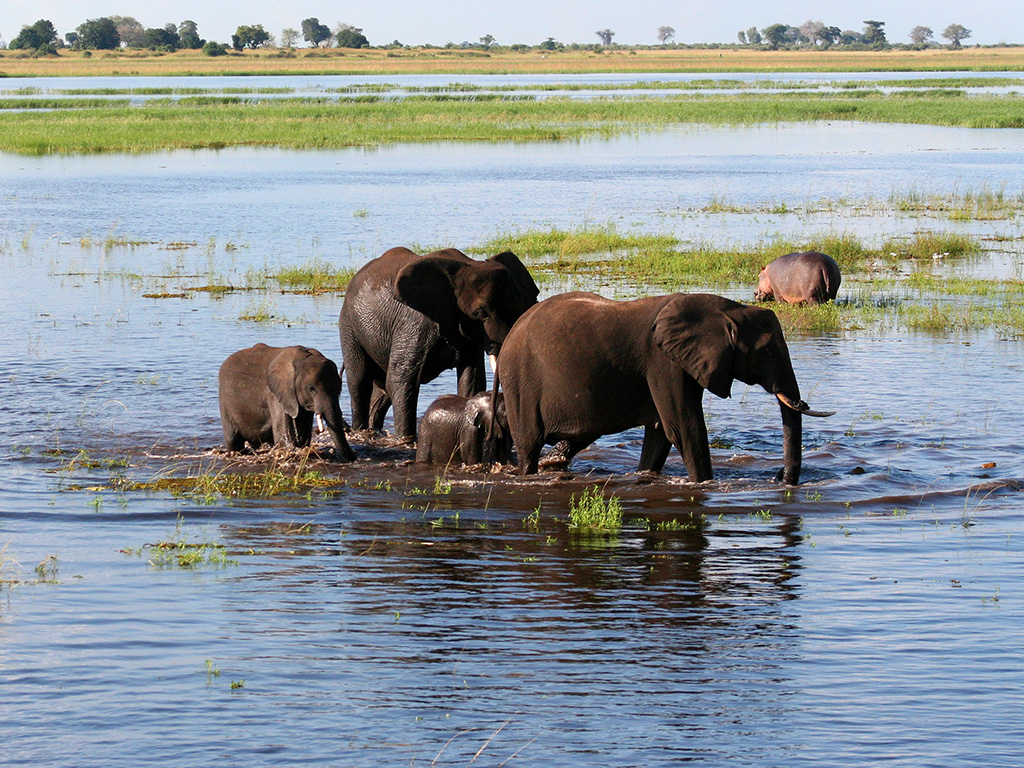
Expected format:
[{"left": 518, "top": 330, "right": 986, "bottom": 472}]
[
  {"left": 219, "top": 343, "right": 355, "bottom": 461},
  {"left": 416, "top": 392, "right": 513, "bottom": 467},
  {"left": 755, "top": 251, "right": 841, "bottom": 305}
]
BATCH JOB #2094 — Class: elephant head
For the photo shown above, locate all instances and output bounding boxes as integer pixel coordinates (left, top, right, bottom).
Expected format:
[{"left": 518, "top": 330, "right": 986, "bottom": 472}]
[
  {"left": 651, "top": 293, "right": 831, "bottom": 484},
  {"left": 393, "top": 249, "right": 539, "bottom": 354},
  {"left": 268, "top": 346, "right": 356, "bottom": 461}
]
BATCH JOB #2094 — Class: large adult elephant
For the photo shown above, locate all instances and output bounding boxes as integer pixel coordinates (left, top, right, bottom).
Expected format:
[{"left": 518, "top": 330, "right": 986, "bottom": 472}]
[
  {"left": 339, "top": 247, "right": 539, "bottom": 441},
  {"left": 497, "top": 292, "right": 832, "bottom": 483}
]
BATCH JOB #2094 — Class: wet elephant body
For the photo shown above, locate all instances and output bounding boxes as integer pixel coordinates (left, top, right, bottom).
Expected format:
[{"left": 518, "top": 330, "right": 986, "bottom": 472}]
[
  {"left": 218, "top": 344, "right": 355, "bottom": 461},
  {"left": 339, "top": 247, "right": 538, "bottom": 442},
  {"left": 498, "top": 292, "right": 831, "bottom": 483},
  {"left": 755, "top": 251, "right": 841, "bottom": 305},
  {"left": 416, "top": 392, "right": 513, "bottom": 467}
]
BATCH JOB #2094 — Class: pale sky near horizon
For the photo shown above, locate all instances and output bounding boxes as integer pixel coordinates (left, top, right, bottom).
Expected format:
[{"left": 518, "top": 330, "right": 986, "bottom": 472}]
[{"left": 2, "top": 1, "right": 1015, "bottom": 48}]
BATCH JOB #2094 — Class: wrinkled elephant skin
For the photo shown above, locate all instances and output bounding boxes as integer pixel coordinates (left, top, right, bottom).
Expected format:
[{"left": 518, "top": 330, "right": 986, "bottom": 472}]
[
  {"left": 416, "top": 392, "right": 513, "bottom": 467},
  {"left": 218, "top": 343, "right": 355, "bottom": 461},
  {"left": 498, "top": 292, "right": 831, "bottom": 483},
  {"left": 339, "top": 247, "right": 538, "bottom": 441}
]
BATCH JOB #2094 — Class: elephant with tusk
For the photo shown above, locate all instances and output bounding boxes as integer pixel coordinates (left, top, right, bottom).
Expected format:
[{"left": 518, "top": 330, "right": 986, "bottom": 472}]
[{"left": 497, "top": 292, "right": 833, "bottom": 483}]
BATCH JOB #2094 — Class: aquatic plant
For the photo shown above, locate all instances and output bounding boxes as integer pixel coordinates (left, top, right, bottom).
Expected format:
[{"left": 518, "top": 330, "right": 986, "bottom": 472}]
[
  {"left": 121, "top": 517, "right": 237, "bottom": 569},
  {"left": 568, "top": 485, "right": 623, "bottom": 532},
  {"left": 121, "top": 459, "right": 347, "bottom": 502}
]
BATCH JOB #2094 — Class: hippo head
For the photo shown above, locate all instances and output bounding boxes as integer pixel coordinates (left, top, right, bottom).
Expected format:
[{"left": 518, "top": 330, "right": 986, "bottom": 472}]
[{"left": 754, "top": 265, "right": 774, "bottom": 302}]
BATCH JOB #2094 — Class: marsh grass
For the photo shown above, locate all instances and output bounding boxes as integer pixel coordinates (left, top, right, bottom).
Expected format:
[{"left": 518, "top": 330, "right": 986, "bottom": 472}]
[
  {"left": 121, "top": 457, "right": 347, "bottom": 503},
  {"left": 489, "top": 228, "right": 982, "bottom": 287},
  {"left": 0, "top": 545, "right": 62, "bottom": 590},
  {"left": 568, "top": 485, "right": 623, "bottom": 532},
  {"left": 6, "top": 91, "right": 1024, "bottom": 154},
  {"left": 259, "top": 258, "right": 356, "bottom": 293},
  {"left": 4, "top": 47, "right": 1024, "bottom": 78},
  {"left": 121, "top": 517, "right": 237, "bottom": 568}
]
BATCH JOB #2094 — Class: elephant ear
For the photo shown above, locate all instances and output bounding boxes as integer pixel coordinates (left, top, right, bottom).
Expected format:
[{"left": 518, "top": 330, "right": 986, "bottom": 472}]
[
  {"left": 394, "top": 250, "right": 473, "bottom": 339},
  {"left": 490, "top": 251, "right": 540, "bottom": 304},
  {"left": 652, "top": 294, "right": 738, "bottom": 399},
  {"left": 267, "top": 348, "right": 302, "bottom": 418}
]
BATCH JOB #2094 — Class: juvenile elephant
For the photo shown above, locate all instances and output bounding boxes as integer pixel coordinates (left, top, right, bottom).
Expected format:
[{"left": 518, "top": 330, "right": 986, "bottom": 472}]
[
  {"left": 416, "top": 392, "right": 513, "bottom": 466},
  {"left": 498, "top": 292, "right": 832, "bottom": 483},
  {"left": 218, "top": 343, "right": 356, "bottom": 461},
  {"left": 339, "top": 246, "right": 539, "bottom": 442},
  {"left": 754, "top": 251, "right": 841, "bottom": 305}
]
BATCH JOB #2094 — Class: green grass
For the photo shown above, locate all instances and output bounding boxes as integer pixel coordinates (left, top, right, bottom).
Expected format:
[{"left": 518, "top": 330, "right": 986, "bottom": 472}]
[
  {"left": 120, "top": 462, "right": 347, "bottom": 503},
  {"left": 568, "top": 485, "right": 623, "bottom": 532},
  {"left": 256, "top": 257, "right": 356, "bottom": 293},
  {"left": 121, "top": 518, "right": 237, "bottom": 568},
  {"left": 4, "top": 91, "right": 1024, "bottom": 154},
  {"left": 485, "top": 228, "right": 983, "bottom": 287}
]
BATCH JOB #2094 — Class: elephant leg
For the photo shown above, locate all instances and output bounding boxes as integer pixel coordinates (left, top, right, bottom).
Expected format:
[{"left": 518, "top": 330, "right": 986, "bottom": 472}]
[
  {"left": 368, "top": 384, "right": 391, "bottom": 432},
  {"left": 666, "top": 379, "right": 713, "bottom": 482},
  {"left": 223, "top": 425, "right": 247, "bottom": 453},
  {"left": 293, "top": 411, "right": 314, "bottom": 448},
  {"left": 273, "top": 412, "right": 300, "bottom": 448},
  {"left": 638, "top": 424, "right": 672, "bottom": 473},
  {"left": 345, "top": 350, "right": 376, "bottom": 431},
  {"left": 456, "top": 358, "right": 486, "bottom": 398},
  {"left": 386, "top": 371, "right": 420, "bottom": 442}
]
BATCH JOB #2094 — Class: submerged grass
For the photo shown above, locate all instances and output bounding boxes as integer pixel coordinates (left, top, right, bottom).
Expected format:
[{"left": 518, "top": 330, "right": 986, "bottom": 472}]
[
  {"left": 121, "top": 517, "right": 237, "bottom": 568},
  {"left": 120, "top": 459, "right": 348, "bottom": 503},
  {"left": 3, "top": 91, "right": 1024, "bottom": 154}
]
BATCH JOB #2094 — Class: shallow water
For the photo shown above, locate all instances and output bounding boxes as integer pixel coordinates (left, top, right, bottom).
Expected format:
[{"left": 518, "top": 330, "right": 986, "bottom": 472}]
[{"left": 2, "top": 113, "right": 1024, "bottom": 766}]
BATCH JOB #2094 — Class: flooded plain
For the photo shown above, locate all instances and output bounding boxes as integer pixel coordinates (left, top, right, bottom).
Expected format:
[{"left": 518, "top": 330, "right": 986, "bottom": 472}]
[{"left": 2, "top": 83, "right": 1024, "bottom": 766}]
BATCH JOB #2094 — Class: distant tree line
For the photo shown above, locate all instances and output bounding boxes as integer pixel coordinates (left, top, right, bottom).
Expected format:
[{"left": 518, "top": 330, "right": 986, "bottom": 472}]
[
  {"left": 2, "top": 16, "right": 369, "bottom": 55},
  {"left": 737, "top": 19, "right": 972, "bottom": 50},
  {"left": 0, "top": 15, "right": 982, "bottom": 56}
]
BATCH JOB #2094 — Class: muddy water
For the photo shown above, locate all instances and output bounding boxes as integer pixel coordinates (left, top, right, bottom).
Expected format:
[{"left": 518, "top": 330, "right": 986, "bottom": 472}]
[{"left": 2, "top": 119, "right": 1024, "bottom": 766}]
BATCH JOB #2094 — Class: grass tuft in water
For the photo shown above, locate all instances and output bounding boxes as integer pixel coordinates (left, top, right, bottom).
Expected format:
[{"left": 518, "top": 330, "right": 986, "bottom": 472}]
[
  {"left": 121, "top": 517, "right": 238, "bottom": 569},
  {"left": 568, "top": 485, "right": 623, "bottom": 532},
  {"left": 121, "top": 458, "right": 347, "bottom": 502}
]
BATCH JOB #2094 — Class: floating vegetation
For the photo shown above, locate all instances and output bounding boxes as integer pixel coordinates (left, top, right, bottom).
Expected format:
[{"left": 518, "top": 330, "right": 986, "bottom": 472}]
[
  {"left": 121, "top": 518, "right": 238, "bottom": 568},
  {"left": 483, "top": 227, "right": 983, "bottom": 287},
  {"left": 1, "top": 545, "right": 61, "bottom": 590},
  {"left": 258, "top": 257, "right": 356, "bottom": 293},
  {"left": 120, "top": 461, "right": 348, "bottom": 503}
]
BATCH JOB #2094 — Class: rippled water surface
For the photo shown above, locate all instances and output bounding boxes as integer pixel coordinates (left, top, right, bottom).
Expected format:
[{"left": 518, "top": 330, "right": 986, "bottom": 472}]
[{"left": 2, "top": 89, "right": 1024, "bottom": 766}]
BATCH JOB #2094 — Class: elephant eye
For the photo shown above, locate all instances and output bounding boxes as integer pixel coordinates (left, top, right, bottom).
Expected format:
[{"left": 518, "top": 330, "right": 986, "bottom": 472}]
[{"left": 471, "top": 308, "right": 491, "bottom": 320}]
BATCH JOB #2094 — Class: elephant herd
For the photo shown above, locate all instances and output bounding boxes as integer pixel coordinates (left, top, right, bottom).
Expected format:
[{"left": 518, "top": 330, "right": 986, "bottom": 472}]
[{"left": 218, "top": 246, "right": 837, "bottom": 484}]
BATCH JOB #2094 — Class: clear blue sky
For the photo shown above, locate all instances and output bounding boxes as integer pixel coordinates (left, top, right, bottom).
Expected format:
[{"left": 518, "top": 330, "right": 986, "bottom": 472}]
[{"left": 3, "top": 0, "right": 1012, "bottom": 48}]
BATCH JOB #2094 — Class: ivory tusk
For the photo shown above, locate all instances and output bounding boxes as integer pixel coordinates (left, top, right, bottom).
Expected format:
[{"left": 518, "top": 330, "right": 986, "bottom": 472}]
[
  {"left": 315, "top": 413, "right": 326, "bottom": 433},
  {"left": 776, "top": 393, "right": 835, "bottom": 418},
  {"left": 488, "top": 354, "right": 498, "bottom": 375}
]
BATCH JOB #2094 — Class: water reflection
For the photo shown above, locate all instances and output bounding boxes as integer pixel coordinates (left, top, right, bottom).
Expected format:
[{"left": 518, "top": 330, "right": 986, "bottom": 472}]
[{"left": 3, "top": 94, "right": 1024, "bottom": 767}]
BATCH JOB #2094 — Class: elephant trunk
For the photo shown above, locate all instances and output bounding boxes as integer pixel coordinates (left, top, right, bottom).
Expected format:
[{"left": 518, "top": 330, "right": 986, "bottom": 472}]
[
  {"left": 774, "top": 392, "right": 834, "bottom": 484},
  {"left": 482, "top": 362, "right": 502, "bottom": 464},
  {"left": 317, "top": 396, "right": 356, "bottom": 462},
  {"left": 779, "top": 402, "right": 802, "bottom": 485}
]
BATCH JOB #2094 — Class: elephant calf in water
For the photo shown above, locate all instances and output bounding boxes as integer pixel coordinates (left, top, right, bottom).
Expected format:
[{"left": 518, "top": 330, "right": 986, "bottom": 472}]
[
  {"left": 416, "top": 392, "right": 513, "bottom": 467},
  {"left": 218, "top": 344, "right": 355, "bottom": 461}
]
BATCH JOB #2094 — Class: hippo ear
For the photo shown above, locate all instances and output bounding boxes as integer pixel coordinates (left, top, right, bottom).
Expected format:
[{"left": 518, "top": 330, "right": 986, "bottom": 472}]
[
  {"left": 267, "top": 348, "right": 301, "bottom": 418},
  {"left": 652, "top": 294, "right": 737, "bottom": 399}
]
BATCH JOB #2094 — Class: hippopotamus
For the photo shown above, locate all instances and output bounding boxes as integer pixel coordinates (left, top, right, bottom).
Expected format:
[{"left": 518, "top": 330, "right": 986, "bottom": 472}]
[{"left": 754, "top": 251, "right": 841, "bottom": 306}]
